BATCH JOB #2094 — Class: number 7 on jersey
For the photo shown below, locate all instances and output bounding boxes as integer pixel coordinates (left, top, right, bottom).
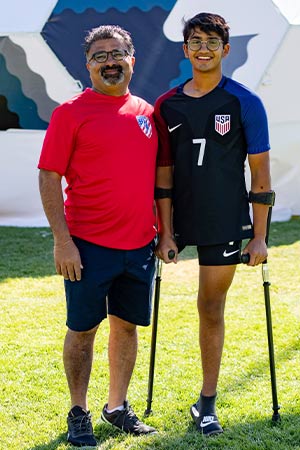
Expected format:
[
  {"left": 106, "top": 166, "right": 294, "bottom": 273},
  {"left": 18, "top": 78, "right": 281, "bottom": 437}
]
[{"left": 193, "top": 138, "right": 206, "bottom": 166}]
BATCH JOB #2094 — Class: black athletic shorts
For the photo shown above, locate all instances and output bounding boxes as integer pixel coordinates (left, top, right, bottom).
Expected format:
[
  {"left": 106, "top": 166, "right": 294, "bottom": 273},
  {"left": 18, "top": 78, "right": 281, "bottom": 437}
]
[
  {"left": 64, "top": 237, "right": 156, "bottom": 331},
  {"left": 197, "top": 240, "right": 242, "bottom": 266}
]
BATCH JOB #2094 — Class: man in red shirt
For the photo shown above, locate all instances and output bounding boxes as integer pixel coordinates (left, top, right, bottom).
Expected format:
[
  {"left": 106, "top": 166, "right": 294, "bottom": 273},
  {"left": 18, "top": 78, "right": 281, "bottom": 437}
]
[{"left": 38, "top": 25, "right": 158, "bottom": 447}]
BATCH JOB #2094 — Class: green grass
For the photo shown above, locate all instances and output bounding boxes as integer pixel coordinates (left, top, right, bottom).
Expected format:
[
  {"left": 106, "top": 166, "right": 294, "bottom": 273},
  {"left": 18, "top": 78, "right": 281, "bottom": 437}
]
[{"left": 0, "top": 218, "right": 300, "bottom": 449}]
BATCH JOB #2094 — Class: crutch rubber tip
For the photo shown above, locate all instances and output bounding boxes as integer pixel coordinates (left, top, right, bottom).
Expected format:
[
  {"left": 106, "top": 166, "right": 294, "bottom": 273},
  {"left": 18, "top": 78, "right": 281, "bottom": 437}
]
[
  {"left": 272, "top": 412, "right": 281, "bottom": 423},
  {"left": 241, "top": 253, "right": 250, "bottom": 264},
  {"left": 168, "top": 249, "right": 175, "bottom": 260},
  {"left": 144, "top": 408, "right": 152, "bottom": 417}
]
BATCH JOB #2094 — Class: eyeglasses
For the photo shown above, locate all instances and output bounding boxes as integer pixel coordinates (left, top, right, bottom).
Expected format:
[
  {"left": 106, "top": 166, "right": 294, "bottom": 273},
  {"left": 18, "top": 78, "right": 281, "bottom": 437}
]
[
  {"left": 187, "top": 38, "right": 223, "bottom": 52},
  {"left": 88, "top": 49, "right": 129, "bottom": 63}
]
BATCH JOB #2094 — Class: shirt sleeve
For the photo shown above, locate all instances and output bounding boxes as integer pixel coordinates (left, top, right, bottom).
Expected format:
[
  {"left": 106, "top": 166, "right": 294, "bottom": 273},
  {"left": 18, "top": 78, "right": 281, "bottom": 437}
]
[
  {"left": 38, "top": 104, "right": 78, "bottom": 175},
  {"left": 241, "top": 93, "right": 271, "bottom": 154}
]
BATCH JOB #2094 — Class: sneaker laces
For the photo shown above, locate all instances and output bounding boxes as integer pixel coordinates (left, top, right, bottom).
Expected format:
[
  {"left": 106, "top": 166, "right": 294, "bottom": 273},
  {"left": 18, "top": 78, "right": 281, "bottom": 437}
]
[
  {"left": 71, "top": 413, "right": 93, "bottom": 436},
  {"left": 122, "top": 405, "right": 140, "bottom": 429}
]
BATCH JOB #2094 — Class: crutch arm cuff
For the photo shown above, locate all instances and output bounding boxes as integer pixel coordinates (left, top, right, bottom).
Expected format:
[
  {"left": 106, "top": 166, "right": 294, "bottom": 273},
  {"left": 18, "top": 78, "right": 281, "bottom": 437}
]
[{"left": 249, "top": 190, "right": 275, "bottom": 206}]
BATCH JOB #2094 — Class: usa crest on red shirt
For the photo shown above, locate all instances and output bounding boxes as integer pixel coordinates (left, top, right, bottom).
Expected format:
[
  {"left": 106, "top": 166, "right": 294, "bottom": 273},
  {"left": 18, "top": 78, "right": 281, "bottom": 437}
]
[
  {"left": 136, "top": 115, "right": 152, "bottom": 138},
  {"left": 215, "top": 114, "right": 231, "bottom": 136}
]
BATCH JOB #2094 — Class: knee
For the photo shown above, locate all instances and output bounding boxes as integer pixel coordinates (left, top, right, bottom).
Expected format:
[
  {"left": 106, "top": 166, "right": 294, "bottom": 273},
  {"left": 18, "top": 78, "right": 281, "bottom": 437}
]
[
  {"left": 198, "top": 296, "right": 225, "bottom": 324},
  {"left": 119, "top": 321, "right": 137, "bottom": 337},
  {"left": 65, "top": 326, "right": 98, "bottom": 347},
  {"left": 109, "top": 315, "right": 137, "bottom": 337}
]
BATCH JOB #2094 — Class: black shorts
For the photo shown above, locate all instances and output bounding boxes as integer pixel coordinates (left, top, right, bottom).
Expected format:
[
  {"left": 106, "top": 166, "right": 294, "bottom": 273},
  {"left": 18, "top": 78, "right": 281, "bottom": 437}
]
[
  {"left": 197, "top": 240, "right": 242, "bottom": 266},
  {"left": 64, "top": 237, "right": 156, "bottom": 331}
]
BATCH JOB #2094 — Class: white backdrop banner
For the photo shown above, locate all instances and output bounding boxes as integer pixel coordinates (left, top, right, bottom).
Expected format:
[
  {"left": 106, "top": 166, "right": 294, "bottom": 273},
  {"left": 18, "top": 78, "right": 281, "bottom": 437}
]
[
  {"left": 0, "top": 0, "right": 299, "bottom": 226},
  {"left": 0, "top": 130, "right": 47, "bottom": 226}
]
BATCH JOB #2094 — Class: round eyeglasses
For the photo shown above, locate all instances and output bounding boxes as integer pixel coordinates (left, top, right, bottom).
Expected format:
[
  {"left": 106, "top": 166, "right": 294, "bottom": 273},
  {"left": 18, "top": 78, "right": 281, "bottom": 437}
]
[
  {"left": 187, "top": 38, "right": 223, "bottom": 52},
  {"left": 88, "top": 49, "right": 129, "bottom": 63}
]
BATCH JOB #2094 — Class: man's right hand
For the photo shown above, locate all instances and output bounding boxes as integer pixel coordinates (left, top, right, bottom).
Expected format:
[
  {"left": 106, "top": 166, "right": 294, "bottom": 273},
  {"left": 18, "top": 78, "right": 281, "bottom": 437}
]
[
  {"left": 155, "top": 235, "right": 178, "bottom": 264},
  {"left": 54, "top": 239, "right": 83, "bottom": 281}
]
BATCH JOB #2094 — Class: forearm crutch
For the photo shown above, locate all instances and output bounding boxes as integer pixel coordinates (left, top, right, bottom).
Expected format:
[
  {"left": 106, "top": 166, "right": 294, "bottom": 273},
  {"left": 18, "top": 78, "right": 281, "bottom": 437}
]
[
  {"left": 241, "top": 191, "right": 280, "bottom": 421},
  {"left": 144, "top": 250, "right": 175, "bottom": 417},
  {"left": 144, "top": 257, "right": 162, "bottom": 417}
]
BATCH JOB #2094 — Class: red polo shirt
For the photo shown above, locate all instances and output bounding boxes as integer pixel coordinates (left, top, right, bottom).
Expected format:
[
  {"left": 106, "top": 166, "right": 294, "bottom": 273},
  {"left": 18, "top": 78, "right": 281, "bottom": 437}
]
[{"left": 38, "top": 88, "right": 158, "bottom": 249}]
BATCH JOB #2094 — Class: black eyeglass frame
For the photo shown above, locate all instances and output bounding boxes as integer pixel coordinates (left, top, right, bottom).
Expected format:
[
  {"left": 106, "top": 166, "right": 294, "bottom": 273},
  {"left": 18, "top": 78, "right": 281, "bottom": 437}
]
[{"left": 88, "top": 49, "right": 130, "bottom": 63}]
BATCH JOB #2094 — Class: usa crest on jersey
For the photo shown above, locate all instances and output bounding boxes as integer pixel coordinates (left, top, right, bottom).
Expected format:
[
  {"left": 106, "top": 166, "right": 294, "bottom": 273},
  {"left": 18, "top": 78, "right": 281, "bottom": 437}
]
[
  {"left": 215, "top": 114, "right": 231, "bottom": 136},
  {"left": 136, "top": 115, "right": 152, "bottom": 138}
]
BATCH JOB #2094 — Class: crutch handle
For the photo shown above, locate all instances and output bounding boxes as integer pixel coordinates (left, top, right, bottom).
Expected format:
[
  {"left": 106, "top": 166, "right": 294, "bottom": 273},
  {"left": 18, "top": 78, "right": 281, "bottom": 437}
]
[
  {"left": 168, "top": 249, "right": 175, "bottom": 260},
  {"left": 241, "top": 253, "right": 250, "bottom": 264},
  {"left": 241, "top": 253, "right": 268, "bottom": 265}
]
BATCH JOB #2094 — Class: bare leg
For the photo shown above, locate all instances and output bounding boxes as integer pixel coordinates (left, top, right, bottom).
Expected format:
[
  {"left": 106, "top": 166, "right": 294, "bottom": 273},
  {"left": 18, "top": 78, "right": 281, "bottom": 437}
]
[
  {"left": 198, "top": 265, "right": 236, "bottom": 396},
  {"left": 107, "top": 314, "right": 138, "bottom": 409},
  {"left": 63, "top": 325, "right": 98, "bottom": 410}
]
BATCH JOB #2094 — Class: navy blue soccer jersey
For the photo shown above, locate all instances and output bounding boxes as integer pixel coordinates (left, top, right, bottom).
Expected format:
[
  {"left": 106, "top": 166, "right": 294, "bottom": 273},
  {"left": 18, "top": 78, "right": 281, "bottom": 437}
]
[{"left": 154, "top": 75, "right": 270, "bottom": 246}]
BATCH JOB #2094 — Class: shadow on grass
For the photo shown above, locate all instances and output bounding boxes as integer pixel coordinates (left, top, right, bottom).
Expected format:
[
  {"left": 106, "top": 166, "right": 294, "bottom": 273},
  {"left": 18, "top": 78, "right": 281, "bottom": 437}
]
[
  {"left": 0, "top": 227, "right": 55, "bottom": 281},
  {"left": 28, "top": 413, "right": 300, "bottom": 449},
  {"left": 268, "top": 217, "right": 300, "bottom": 247},
  {"left": 0, "top": 217, "right": 299, "bottom": 280},
  {"left": 146, "top": 414, "right": 300, "bottom": 450},
  {"left": 26, "top": 426, "right": 148, "bottom": 450},
  {"left": 27, "top": 432, "right": 66, "bottom": 449}
]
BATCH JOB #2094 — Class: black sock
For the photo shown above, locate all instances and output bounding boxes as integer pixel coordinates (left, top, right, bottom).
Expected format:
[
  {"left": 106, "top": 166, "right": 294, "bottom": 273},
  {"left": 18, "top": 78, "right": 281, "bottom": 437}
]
[{"left": 197, "top": 392, "right": 217, "bottom": 416}]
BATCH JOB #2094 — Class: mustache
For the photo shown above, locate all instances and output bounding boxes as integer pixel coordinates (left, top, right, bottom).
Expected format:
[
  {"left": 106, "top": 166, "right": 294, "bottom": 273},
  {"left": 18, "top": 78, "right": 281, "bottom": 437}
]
[{"left": 100, "top": 65, "right": 123, "bottom": 76}]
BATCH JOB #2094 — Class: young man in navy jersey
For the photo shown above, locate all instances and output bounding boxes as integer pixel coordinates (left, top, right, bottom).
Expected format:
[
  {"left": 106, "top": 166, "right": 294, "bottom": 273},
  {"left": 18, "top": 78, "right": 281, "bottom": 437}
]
[{"left": 154, "top": 12, "right": 272, "bottom": 435}]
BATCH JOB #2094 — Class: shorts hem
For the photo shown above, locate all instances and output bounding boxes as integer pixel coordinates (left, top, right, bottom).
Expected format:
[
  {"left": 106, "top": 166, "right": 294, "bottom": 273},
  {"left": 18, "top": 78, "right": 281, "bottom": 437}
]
[
  {"left": 109, "top": 312, "right": 150, "bottom": 327},
  {"left": 66, "top": 319, "right": 103, "bottom": 332}
]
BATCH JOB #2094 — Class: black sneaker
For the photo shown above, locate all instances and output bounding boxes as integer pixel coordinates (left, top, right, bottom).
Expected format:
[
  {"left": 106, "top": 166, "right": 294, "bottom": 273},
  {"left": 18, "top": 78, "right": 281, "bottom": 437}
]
[
  {"left": 67, "top": 405, "right": 97, "bottom": 447},
  {"left": 100, "top": 401, "right": 157, "bottom": 435},
  {"left": 190, "top": 403, "right": 223, "bottom": 436}
]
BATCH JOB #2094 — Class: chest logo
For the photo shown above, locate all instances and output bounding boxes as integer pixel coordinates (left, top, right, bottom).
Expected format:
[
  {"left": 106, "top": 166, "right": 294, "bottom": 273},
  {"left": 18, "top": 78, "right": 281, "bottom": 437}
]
[
  {"left": 215, "top": 114, "right": 231, "bottom": 136},
  {"left": 168, "top": 123, "right": 182, "bottom": 133},
  {"left": 136, "top": 115, "right": 152, "bottom": 138}
]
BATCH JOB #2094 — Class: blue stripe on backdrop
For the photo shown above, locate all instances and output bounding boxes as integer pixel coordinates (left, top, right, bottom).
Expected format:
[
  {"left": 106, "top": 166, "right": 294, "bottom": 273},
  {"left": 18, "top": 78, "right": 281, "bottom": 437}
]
[
  {"left": 0, "top": 54, "right": 49, "bottom": 130},
  {"left": 0, "top": 37, "right": 59, "bottom": 124},
  {"left": 0, "top": 1, "right": 257, "bottom": 129},
  {"left": 43, "top": 3, "right": 255, "bottom": 105},
  {"left": 41, "top": 6, "right": 185, "bottom": 104},
  {"left": 52, "top": 0, "right": 176, "bottom": 14}
]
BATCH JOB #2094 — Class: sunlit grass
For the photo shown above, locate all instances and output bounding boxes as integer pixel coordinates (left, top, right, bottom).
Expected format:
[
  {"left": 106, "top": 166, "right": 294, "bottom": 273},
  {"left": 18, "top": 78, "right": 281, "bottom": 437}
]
[{"left": 0, "top": 219, "right": 299, "bottom": 449}]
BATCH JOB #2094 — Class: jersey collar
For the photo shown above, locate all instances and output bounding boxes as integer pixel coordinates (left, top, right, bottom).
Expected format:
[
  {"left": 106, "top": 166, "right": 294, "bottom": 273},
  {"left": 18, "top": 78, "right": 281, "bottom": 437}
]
[{"left": 178, "top": 75, "right": 228, "bottom": 94}]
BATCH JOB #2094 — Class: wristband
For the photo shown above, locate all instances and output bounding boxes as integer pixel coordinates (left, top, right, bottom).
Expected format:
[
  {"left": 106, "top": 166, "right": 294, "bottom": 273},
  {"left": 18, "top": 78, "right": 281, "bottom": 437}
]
[{"left": 154, "top": 187, "right": 173, "bottom": 199}]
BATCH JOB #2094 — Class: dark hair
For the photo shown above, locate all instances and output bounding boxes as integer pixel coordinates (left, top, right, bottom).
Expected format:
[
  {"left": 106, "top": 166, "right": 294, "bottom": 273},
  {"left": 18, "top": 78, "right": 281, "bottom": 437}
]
[
  {"left": 84, "top": 24, "right": 135, "bottom": 56},
  {"left": 182, "top": 12, "right": 230, "bottom": 45}
]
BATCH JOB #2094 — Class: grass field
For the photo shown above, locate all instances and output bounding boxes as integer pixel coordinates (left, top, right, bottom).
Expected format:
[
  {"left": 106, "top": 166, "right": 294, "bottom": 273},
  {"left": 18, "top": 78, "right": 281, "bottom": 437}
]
[{"left": 0, "top": 218, "right": 299, "bottom": 449}]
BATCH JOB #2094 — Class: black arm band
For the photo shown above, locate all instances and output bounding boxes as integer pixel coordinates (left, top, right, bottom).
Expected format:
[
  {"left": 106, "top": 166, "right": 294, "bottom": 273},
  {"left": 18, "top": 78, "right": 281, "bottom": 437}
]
[
  {"left": 154, "top": 187, "right": 173, "bottom": 199},
  {"left": 248, "top": 190, "right": 276, "bottom": 206}
]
